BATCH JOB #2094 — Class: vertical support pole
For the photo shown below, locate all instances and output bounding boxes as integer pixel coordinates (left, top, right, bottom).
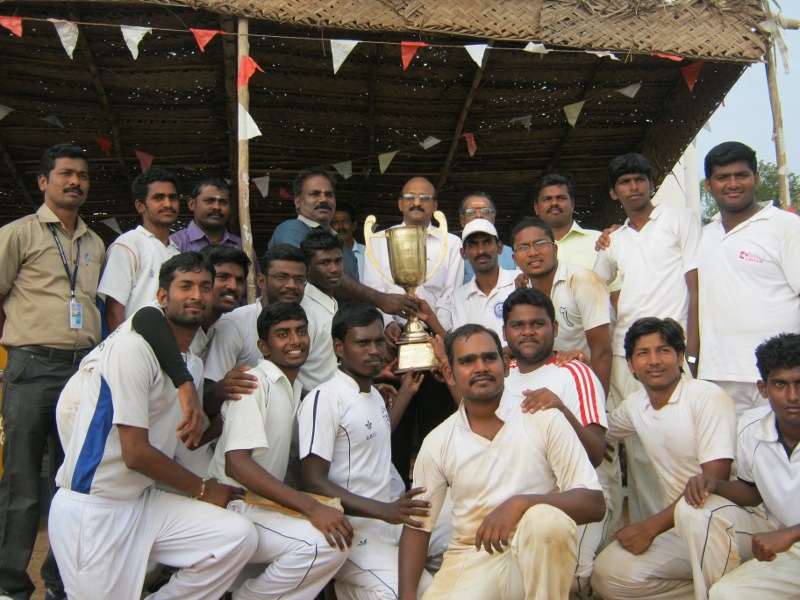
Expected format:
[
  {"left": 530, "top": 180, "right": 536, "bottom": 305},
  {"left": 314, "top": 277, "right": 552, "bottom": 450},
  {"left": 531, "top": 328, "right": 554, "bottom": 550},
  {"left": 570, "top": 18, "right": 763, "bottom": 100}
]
[
  {"left": 237, "top": 17, "right": 256, "bottom": 302},
  {"left": 764, "top": 39, "right": 790, "bottom": 209}
]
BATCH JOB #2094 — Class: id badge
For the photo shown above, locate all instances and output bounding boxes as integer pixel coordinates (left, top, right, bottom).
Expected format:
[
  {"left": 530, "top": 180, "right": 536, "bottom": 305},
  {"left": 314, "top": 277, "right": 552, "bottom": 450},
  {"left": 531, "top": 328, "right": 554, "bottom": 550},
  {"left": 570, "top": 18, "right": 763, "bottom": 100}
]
[{"left": 69, "top": 299, "right": 83, "bottom": 329}]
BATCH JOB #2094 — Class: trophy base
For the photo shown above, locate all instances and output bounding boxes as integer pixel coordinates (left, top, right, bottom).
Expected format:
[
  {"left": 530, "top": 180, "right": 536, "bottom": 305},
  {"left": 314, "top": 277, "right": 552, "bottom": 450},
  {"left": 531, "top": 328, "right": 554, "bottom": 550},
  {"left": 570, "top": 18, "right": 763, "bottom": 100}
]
[{"left": 395, "top": 338, "right": 437, "bottom": 373}]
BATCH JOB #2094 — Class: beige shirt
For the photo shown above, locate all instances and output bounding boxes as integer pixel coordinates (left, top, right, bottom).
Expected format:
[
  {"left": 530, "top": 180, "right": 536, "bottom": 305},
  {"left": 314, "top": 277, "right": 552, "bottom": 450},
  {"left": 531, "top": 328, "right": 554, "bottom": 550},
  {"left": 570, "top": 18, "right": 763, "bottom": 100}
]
[{"left": 0, "top": 204, "right": 104, "bottom": 349}]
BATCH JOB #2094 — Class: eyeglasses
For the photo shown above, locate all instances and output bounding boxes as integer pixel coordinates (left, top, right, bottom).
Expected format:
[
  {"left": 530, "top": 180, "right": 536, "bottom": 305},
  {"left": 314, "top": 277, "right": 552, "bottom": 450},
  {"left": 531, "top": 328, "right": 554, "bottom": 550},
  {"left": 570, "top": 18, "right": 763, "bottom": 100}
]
[
  {"left": 514, "top": 240, "right": 554, "bottom": 253},
  {"left": 462, "top": 207, "right": 495, "bottom": 217},
  {"left": 400, "top": 193, "right": 435, "bottom": 203},
  {"left": 267, "top": 273, "right": 308, "bottom": 286}
]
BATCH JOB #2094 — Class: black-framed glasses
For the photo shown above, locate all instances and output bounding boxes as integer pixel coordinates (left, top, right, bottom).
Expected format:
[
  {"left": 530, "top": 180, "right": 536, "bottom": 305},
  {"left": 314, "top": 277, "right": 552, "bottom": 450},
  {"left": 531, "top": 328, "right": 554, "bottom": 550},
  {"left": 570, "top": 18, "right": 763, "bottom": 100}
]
[
  {"left": 462, "top": 207, "right": 495, "bottom": 217},
  {"left": 514, "top": 240, "right": 554, "bottom": 253},
  {"left": 400, "top": 193, "right": 435, "bottom": 202},
  {"left": 267, "top": 273, "right": 308, "bottom": 286}
]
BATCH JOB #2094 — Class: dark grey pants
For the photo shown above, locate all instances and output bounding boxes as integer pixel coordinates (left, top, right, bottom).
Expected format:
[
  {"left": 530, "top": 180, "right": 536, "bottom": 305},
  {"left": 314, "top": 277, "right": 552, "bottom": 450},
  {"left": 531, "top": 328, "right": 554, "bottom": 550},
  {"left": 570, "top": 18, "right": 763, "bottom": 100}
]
[{"left": 0, "top": 348, "right": 76, "bottom": 599}]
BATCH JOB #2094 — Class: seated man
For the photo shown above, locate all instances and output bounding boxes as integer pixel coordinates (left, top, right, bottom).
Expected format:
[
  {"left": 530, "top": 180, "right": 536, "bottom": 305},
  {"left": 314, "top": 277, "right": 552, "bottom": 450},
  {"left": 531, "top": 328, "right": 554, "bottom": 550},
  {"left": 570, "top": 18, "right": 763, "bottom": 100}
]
[
  {"left": 49, "top": 253, "right": 257, "bottom": 599},
  {"left": 399, "top": 324, "right": 606, "bottom": 600},
  {"left": 298, "top": 303, "right": 432, "bottom": 599},
  {"left": 684, "top": 333, "right": 800, "bottom": 600},
  {"left": 591, "top": 317, "right": 771, "bottom": 600},
  {"left": 208, "top": 302, "right": 352, "bottom": 599}
]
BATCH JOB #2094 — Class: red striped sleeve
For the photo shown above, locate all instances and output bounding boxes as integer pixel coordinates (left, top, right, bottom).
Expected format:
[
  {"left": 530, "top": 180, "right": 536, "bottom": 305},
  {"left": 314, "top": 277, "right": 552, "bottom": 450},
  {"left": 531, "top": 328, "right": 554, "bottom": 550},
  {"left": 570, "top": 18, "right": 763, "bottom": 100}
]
[{"left": 562, "top": 360, "right": 601, "bottom": 426}]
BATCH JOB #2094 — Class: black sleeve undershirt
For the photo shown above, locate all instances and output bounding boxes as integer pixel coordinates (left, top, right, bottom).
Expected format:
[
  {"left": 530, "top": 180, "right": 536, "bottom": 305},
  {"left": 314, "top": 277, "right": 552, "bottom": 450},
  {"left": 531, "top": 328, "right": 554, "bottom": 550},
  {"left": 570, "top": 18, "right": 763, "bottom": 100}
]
[{"left": 131, "top": 306, "right": 194, "bottom": 387}]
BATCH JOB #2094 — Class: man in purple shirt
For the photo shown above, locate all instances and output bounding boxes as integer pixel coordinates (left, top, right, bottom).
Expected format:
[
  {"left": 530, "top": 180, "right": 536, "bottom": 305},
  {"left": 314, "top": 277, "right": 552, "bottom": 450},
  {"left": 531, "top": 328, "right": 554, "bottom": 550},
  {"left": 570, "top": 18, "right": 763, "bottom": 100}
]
[{"left": 171, "top": 177, "right": 242, "bottom": 252}]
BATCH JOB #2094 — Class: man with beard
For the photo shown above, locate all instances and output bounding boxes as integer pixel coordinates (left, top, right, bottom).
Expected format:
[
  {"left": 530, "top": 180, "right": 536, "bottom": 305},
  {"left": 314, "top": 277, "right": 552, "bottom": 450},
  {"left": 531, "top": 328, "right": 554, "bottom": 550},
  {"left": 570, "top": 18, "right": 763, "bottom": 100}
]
[{"left": 99, "top": 168, "right": 181, "bottom": 331}]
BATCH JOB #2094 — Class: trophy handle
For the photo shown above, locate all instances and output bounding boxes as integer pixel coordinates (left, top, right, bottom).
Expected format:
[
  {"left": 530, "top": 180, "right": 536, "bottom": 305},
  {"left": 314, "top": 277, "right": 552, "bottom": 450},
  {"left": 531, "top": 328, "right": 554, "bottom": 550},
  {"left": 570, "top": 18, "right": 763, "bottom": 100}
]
[
  {"left": 363, "top": 215, "right": 394, "bottom": 284},
  {"left": 424, "top": 210, "right": 449, "bottom": 283}
]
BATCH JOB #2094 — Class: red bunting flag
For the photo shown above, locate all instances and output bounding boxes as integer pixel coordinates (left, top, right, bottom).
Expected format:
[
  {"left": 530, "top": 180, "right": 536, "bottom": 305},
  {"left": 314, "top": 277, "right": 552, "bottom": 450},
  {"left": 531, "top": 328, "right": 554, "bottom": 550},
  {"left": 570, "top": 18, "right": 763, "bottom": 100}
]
[
  {"left": 190, "top": 28, "right": 224, "bottom": 52},
  {"left": 401, "top": 41, "right": 428, "bottom": 70},
  {"left": 650, "top": 52, "right": 683, "bottom": 61},
  {"left": 238, "top": 55, "right": 264, "bottom": 88},
  {"left": 279, "top": 187, "right": 293, "bottom": 200},
  {"left": 681, "top": 61, "right": 703, "bottom": 92},
  {"left": 462, "top": 132, "right": 477, "bottom": 157},
  {"left": 95, "top": 137, "right": 112, "bottom": 157},
  {"left": 135, "top": 149, "right": 153, "bottom": 172},
  {"left": 0, "top": 16, "right": 22, "bottom": 37}
]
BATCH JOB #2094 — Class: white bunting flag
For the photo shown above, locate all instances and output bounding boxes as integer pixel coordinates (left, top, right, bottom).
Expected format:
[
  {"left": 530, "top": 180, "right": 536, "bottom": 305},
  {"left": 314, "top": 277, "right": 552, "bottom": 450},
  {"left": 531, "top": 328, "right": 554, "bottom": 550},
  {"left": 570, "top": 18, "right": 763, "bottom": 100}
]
[
  {"left": 331, "top": 39, "right": 358, "bottom": 74},
  {"left": 587, "top": 50, "right": 619, "bottom": 60},
  {"left": 615, "top": 83, "right": 641, "bottom": 98},
  {"left": 524, "top": 42, "right": 549, "bottom": 54},
  {"left": 100, "top": 218, "right": 122, "bottom": 235},
  {"left": 238, "top": 103, "right": 261, "bottom": 140},
  {"left": 465, "top": 44, "right": 488, "bottom": 67},
  {"left": 510, "top": 115, "right": 532, "bottom": 130},
  {"left": 563, "top": 101, "right": 585, "bottom": 128},
  {"left": 419, "top": 136, "right": 441, "bottom": 150},
  {"left": 0, "top": 104, "right": 13, "bottom": 121},
  {"left": 378, "top": 151, "right": 398, "bottom": 174},
  {"left": 253, "top": 175, "right": 270, "bottom": 197},
  {"left": 41, "top": 115, "right": 64, "bottom": 128},
  {"left": 702, "top": 120, "right": 712, "bottom": 133},
  {"left": 778, "top": 165, "right": 788, "bottom": 175},
  {"left": 332, "top": 161, "right": 353, "bottom": 180},
  {"left": 50, "top": 20, "right": 78, "bottom": 59},
  {"left": 121, "top": 26, "right": 151, "bottom": 60}
]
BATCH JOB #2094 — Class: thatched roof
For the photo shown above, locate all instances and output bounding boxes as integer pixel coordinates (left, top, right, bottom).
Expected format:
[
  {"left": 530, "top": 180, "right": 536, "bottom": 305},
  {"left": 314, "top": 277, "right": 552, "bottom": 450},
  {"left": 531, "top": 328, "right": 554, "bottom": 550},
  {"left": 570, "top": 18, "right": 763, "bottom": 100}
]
[{"left": 0, "top": 0, "right": 767, "bottom": 246}]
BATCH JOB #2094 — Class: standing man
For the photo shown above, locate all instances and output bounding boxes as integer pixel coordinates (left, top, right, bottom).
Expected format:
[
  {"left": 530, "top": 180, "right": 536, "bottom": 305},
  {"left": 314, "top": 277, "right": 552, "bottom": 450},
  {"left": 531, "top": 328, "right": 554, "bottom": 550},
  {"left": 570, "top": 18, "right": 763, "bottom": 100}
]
[
  {"left": 699, "top": 142, "right": 800, "bottom": 416},
  {"left": 0, "top": 144, "right": 105, "bottom": 600},
  {"left": 99, "top": 168, "right": 181, "bottom": 331},
  {"left": 458, "top": 192, "right": 516, "bottom": 283},
  {"left": 170, "top": 177, "right": 241, "bottom": 252},
  {"left": 332, "top": 203, "right": 366, "bottom": 280}
]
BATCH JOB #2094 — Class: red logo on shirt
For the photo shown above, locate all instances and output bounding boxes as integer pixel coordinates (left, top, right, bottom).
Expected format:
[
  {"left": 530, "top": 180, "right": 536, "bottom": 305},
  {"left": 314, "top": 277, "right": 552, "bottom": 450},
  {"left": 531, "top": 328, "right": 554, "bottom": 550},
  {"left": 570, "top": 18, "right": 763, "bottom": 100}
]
[{"left": 738, "top": 251, "right": 764, "bottom": 263}]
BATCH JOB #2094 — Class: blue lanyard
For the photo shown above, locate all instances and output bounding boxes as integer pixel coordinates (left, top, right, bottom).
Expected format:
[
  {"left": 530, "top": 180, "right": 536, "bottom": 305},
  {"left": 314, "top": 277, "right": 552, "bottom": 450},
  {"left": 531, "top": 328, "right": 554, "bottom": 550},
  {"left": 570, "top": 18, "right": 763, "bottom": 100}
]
[{"left": 47, "top": 223, "right": 81, "bottom": 298}]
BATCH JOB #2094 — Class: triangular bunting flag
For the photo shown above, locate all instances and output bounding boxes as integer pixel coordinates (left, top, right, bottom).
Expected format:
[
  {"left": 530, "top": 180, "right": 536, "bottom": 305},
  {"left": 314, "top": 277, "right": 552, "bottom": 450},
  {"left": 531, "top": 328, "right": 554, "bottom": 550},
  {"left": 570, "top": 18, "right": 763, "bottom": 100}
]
[
  {"left": 0, "top": 104, "right": 13, "bottom": 121},
  {"left": 100, "top": 218, "right": 122, "bottom": 235},
  {"left": 190, "top": 28, "right": 223, "bottom": 52},
  {"left": 401, "top": 41, "right": 428, "bottom": 70},
  {"left": 510, "top": 115, "right": 532, "bottom": 130},
  {"left": 615, "top": 83, "right": 641, "bottom": 98},
  {"left": 465, "top": 44, "right": 488, "bottom": 67},
  {"left": 332, "top": 161, "right": 353, "bottom": 180},
  {"left": 586, "top": 50, "right": 619, "bottom": 61},
  {"left": 41, "top": 115, "right": 64, "bottom": 128},
  {"left": 419, "top": 136, "right": 441, "bottom": 150},
  {"left": 50, "top": 20, "right": 78, "bottom": 59},
  {"left": 135, "top": 149, "right": 154, "bottom": 172},
  {"left": 523, "top": 42, "right": 549, "bottom": 54},
  {"left": 462, "top": 133, "right": 477, "bottom": 157},
  {"left": 563, "top": 101, "right": 585, "bottom": 128},
  {"left": 650, "top": 52, "right": 683, "bottom": 61},
  {"left": 238, "top": 55, "right": 264, "bottom": 88},
  {"left": 681, "top": 61, "right": 703, "bottom": 92},
  {"left": 702, "top": 120, "right": 712, "bottom": 133},
  {"left": 121, "top": 26, "right": 151, "bottom": 60},
  {"left": 95, "top": 136, "right": 112, "bottom": 156},
  {"left": 279, "top": 187, "right": 293, "bottom": 200},
  {"left": 253, "top": 175, "right": 270, "bottom": 198},
  {"left": 0, "top": 17, "right": 22, "bottom": 37},
  {"left": 237, "top": 103, "right": 261, "bottom": 140},
  {"left": 331, "top": 39, "right": 358, "bottom": 74},
  {"left": 378, "top": 151, "right": 398, "bottom": 174}
]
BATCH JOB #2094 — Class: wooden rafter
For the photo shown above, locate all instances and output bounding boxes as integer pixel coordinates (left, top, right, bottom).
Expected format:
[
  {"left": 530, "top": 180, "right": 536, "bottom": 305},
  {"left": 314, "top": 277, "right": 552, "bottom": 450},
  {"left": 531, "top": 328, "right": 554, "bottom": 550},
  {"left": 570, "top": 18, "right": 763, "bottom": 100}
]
[
  {"left": 0, "top": 133, "right": 36, "bottom": 210},
  {"left": 220, "top": 14, "right": 239, "bottom": 191},
  {"left": 354, "top": 40, "right": 385, "bottom": 204}
]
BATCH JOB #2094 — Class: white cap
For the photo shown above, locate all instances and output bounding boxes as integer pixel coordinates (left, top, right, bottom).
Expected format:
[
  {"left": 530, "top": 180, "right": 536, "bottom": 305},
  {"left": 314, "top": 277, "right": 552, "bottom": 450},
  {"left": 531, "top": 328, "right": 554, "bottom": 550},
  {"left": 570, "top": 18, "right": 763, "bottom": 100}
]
[{"left": 461, "top": 219, "right": 499, "bottom": 242}]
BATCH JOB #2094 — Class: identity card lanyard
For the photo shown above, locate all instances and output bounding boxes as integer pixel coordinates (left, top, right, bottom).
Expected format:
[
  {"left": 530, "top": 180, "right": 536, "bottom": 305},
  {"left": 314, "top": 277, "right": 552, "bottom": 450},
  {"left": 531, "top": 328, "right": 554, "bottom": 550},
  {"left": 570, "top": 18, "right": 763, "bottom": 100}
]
[{"left": 48, "top": 223, "right": 83, "bottom": 329}]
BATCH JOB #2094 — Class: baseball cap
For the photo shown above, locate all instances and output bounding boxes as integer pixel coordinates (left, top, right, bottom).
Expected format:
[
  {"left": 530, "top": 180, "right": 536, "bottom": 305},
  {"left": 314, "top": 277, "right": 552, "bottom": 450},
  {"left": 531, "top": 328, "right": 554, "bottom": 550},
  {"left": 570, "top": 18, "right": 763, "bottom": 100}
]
[{"left": 461, "top": 219, "right": 499, "bottom": 242}]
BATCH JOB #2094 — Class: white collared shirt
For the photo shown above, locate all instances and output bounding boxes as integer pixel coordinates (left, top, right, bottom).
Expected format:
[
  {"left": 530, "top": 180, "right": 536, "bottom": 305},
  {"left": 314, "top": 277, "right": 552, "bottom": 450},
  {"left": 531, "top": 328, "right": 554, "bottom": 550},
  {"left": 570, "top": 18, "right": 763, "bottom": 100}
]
[
  {"left": 447, "top": 267, "right": 519, "bottom": 340},
  {"left": 298, "top": 283, "right": 339, "bottom": 391},
  {"left": 203, "top": 302, "right": 262, "bottom": 382},
  {"left": 556, "top": 220, "right": 602, "bottom": 272}
]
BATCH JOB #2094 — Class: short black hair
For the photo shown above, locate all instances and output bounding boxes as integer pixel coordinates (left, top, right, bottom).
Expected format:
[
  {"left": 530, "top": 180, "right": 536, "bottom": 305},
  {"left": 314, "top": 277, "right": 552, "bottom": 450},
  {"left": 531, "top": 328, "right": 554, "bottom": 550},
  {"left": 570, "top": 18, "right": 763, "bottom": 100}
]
[
  {"left": 458, "top": 191, "right": 496, "bottom": 216},
  {"left": 198, "top": 245, "right": 250, "bottom": 278},
  {"left": 261, "top": 244, "right": 307, "bottom": 275},
  {"left": 502, "top": 288, "right": 555, "bottom": 325},
  {"left": 132, "top": 168, "right": 180, "bottom": 203},
  {"left": 335, "top": 202, "right": 357, "bottom": 222},
  {"left": 755, "top": 333, "right": 800, "bottom": 382},
  {"left": 38, "top": 144, "right": 88, "bottom": 179},
  {"left": 510, "top": 216, "right": 555, "bottom": 248},
  {"left": 533, "top": 174, "right": 574, "bottom": 202},
  {"left": 293, "top": 167, "right": 336, "bottom": 197},
  {"left": 300, "top": 229, "right": 343, "bottom": 263},
  {"left": 158, "top": 251, "right": 215, "bottom": 291},
  {"left": 623, "top": 317, "right": 686, "bottom": 361},
  {"left": 257, "top": 301, "right": 307, "bottom": 341},
  {"left": 703, "top": 142, "right": 757, "bottom": 180},
  {"left": 445, "top": 324, "right": 503, "bottom": 368},
  {"left": 331, "top": 302, "right": 383, "bottom": 342},
  {"left": 608, "top": 153, "right": 653, "bottom": 188},
  {"left": 191, "top": 176, "right": 229, "bottom": 199}
]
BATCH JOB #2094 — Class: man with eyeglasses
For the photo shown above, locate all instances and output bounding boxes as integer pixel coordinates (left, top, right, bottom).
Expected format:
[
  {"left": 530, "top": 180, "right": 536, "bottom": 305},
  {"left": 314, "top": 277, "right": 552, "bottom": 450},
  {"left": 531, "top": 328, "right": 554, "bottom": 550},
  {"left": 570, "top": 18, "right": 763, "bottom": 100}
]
[{"left": 458, "top": 192, "right": 516, "bottom": 284}]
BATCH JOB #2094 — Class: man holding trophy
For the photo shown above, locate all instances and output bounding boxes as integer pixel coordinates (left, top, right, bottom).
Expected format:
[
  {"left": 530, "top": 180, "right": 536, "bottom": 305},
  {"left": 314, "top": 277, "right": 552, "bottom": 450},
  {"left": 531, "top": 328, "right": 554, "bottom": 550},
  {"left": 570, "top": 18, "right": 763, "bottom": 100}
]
[{"left": 363, "top": 177, "right": 464, "bottom": 487}]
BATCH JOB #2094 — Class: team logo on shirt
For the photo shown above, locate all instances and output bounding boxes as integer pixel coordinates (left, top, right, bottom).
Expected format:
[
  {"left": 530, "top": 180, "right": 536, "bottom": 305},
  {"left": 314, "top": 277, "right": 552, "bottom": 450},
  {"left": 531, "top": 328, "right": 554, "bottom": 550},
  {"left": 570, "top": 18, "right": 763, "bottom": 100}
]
[
  {"left": 738, "top": 250, "right": 764, "bottom": 264},
  {"left": 365, "top": 420, "right": 373, "bottom": 430},
  {"left": 560, "top": 306, "right": 574, "bottom": 327},
  {"left": 493, "top": 302, "right": 503, "bottom": 318},
  {"left": 149, "top": 269, "right": 155, "bottom": 278}
]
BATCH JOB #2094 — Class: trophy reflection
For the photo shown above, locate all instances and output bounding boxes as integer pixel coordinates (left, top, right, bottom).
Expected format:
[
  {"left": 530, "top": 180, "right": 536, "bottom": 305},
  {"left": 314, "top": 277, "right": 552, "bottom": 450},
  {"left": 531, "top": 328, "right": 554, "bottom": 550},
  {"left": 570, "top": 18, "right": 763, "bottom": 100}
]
[{"left": 364, "top": 211, "right": 448, "bottom": 373}]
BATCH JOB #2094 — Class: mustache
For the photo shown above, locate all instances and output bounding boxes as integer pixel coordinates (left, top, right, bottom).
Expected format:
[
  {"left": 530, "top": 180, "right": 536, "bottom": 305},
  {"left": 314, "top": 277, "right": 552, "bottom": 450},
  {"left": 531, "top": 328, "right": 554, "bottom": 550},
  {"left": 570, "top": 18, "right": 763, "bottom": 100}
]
[
  {"left": 547, "top": 206, "right": 562, "bottom": 213},
  {"left": 474, "top": 253, "right": 491, "bottom": 261},
  {"left": 316, "top": 202, "right": 333, "bottom": 211},
  {"left": 184, "top": 301, "right": 206, "bottom": 310},
  {"left": 469, "top": 374, "right": 496, "bottom": 384},
  {"left": 64, "top": 186, "right": 84, "bottom": 196},
  {"left": 409, "top": 205, "right": 426, "bottom": 212}
]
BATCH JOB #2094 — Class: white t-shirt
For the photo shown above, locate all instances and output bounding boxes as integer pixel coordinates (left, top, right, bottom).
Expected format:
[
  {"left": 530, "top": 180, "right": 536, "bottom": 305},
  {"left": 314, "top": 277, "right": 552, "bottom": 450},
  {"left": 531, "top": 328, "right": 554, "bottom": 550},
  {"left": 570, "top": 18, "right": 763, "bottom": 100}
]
[
  {"left": 98, "top": 226, "right": 180, "bottom": 317},
  {"left": 190, "top": 322, "right": 219, "bottom": 362},
  {"left": 209, "top": 359, "right": 302, "bottom": 487},
  {"left": 298, "top": 284, "right": 338, "bottom": 391},
  {"left": 593, "top": 204, "right": 700, "bottom": 356},
  {"left": 410, "top": 404, "right": 601, "bottom": 548},
  {"left": 203, "top": 302, "right": 262, "bottom": 382},
  {"left": 698, "top": 203, "right": 800, "bottom": 383},
  {"left": 447, "top": 268, "right": 519, "bottom": 340},
  {"left": 56, "top": 331, "right": 204, "bottom": 500},
  {"left": 606, "top": 377, "right": 736, "bottom": 507}
]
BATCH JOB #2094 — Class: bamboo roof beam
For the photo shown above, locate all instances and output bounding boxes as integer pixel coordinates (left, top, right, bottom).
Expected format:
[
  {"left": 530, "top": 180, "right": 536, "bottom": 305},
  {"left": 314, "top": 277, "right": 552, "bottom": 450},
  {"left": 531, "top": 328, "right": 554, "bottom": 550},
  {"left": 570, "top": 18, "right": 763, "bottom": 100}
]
[{"left": 0, "top": 134, "right": 36, "bottom": 210}]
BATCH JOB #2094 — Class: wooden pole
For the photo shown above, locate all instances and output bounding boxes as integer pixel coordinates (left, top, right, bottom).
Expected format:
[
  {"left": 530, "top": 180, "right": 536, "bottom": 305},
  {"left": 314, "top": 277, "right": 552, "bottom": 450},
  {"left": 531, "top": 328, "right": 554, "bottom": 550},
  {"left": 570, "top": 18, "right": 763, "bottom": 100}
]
[
  {"left": 764, "top": 39, "right": 790, "bottom": 209},
  {"left": 236, "top": 17, "right": 257, "bottom": 303}
]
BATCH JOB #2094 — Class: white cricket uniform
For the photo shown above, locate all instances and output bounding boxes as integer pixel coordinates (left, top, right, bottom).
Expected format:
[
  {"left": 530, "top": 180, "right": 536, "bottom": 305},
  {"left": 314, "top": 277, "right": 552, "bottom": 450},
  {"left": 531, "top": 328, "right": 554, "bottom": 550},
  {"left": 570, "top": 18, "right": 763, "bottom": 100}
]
[
  {"left": 446, "top": 268, "right": 518, "bottom": 340},
  {"left": 97, "top": 226, "right": 180, "bottom": 317},
  {"left": 208, "top": 359, "right": 347, "bottom": 600},
  {"left": 698, "top": 202, "right": 800, "bottom": 415},
  {"left": 363, "top": 223, "right": 463, "bottom": 330},
  {"left": 592, "top": 377, "right": 771, "bottom": 600},
  {"left": 50, "top": 331, "right": 256, "bottom": 600},
  {"left": 298, "top": 284, "right": 339, "bottom": 392},
  {"left": 499, "top": 357, "right": 610, "bottom": 593},
  {"left": 190, "top": 321, "right": 219, "bottom": 362},
  {"left": 410, "top": 404, "right": 602, "bottom": 600},
  {"left": 203, "top": 302, "right": 262, "bottom": 382}
]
